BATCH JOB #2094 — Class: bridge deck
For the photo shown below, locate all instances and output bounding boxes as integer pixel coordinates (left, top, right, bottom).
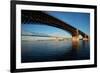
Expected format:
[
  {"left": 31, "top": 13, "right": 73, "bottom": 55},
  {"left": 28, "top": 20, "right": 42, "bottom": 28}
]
[{"left": 21, "top": 10, "right": 88, "bottom": 38}]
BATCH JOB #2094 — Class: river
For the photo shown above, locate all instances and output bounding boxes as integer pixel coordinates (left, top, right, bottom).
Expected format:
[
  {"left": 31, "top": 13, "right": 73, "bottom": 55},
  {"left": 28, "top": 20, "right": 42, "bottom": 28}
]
[{"left": 21, "top": 39, "right": 90, "bottom": 63}]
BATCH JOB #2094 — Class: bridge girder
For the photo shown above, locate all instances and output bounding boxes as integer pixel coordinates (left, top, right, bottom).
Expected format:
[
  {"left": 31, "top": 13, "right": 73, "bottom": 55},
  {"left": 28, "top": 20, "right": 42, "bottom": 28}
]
[{"left": 21, "top": 10, "right": 89, "bottom": 40}]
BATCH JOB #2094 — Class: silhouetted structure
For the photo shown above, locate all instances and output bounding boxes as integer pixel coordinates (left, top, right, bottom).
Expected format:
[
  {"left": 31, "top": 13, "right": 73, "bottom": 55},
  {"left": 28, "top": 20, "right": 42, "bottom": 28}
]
[{"left": 21, "top": 10, "right": 89, "bottom": 40}]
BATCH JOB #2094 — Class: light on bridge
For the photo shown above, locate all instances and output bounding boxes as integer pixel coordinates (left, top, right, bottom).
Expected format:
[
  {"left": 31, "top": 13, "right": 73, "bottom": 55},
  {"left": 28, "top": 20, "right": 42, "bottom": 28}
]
[{"left": 72, "top": 36, "right": 79, "bottom": 41}]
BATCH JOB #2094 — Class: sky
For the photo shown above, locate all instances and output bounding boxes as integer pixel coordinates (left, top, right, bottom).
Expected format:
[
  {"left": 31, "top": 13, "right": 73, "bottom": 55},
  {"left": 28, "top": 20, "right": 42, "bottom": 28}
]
[
  {"left": 46, "top": 11, "right": 90, "bottom": 35},
  {"left": 21, "top": 11, "right": 90, "bottom": 38}
]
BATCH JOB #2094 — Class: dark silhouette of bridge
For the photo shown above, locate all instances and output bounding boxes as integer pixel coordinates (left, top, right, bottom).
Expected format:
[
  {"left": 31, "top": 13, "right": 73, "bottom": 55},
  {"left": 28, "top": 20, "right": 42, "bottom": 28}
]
[{"left": 21, "top": 10, "right": 89, "bottom": 41}]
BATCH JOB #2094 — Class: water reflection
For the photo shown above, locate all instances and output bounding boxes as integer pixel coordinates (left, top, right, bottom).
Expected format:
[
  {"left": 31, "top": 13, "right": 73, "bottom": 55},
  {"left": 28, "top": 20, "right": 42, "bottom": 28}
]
[
  {"left": 21, "top": 39, "right": 90, "bottom": 63},
  {"left": 72, "top": 40, "right": 80, "bottom": 50},
  {"left": 83, "top": 40, "right": 89, "bottom": 48},
  {"left": 69, "top": 40, "right": 90, "bottom": 60}
]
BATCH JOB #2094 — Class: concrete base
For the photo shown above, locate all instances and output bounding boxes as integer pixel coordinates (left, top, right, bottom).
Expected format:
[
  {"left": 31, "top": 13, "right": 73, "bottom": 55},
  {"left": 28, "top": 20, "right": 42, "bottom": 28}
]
[
  {"left": 83, "top": 38, "right": 89, "bottom": 41},
  {"left": 72, "top": 36, "right": 79, "bottom": 41}
]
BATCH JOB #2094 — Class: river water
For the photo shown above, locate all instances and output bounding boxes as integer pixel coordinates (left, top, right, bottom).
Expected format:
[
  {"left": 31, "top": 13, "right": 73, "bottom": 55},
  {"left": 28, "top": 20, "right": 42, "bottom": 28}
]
[{"left": 21, "top": 39, "right": 90, "bottom": 63}]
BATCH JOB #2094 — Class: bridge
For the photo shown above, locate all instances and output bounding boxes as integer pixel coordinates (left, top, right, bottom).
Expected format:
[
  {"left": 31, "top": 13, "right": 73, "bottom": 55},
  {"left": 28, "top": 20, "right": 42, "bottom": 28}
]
[{"left": 21, "top": 10, "right": 89, "bottom": 41}]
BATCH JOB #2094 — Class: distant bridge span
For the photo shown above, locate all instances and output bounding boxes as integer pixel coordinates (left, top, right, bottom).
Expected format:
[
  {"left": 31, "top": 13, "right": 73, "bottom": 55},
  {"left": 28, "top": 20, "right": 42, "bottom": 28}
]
[{"left": 21, "top": 10, "right": 89, "bottom": 40}]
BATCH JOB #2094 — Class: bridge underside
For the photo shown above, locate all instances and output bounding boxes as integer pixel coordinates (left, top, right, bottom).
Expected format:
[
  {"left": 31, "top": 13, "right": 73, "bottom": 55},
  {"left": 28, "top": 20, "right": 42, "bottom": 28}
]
[{"left": 21, "top": 10, "right": 89, "bottom": 41}]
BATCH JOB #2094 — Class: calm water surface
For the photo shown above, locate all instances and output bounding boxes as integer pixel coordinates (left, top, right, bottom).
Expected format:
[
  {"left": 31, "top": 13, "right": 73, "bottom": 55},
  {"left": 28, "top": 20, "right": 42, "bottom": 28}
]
[{"left": 21, "top": 40, "right": 90, "bottom": 63}]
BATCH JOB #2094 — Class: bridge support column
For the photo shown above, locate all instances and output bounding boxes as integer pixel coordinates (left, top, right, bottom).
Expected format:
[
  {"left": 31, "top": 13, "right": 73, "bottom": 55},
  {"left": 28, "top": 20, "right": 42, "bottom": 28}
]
[
  {"left": 83, "top": 35, "right": 89, "bottom": 41},
  {"left": 83, "top": 38, "right": 88, "bottom": 40},
  {"left": 72, "top": 30, "right": 79, "bottom": 49},
  {"left": 72, "top": 35, "right": 79, "bottom": 41},
  {"left": 72, "top": 29, "right": 79, "bottom": 41},
  {"left": 72, "top": 35, "right": 80, "bottom": 50}
]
